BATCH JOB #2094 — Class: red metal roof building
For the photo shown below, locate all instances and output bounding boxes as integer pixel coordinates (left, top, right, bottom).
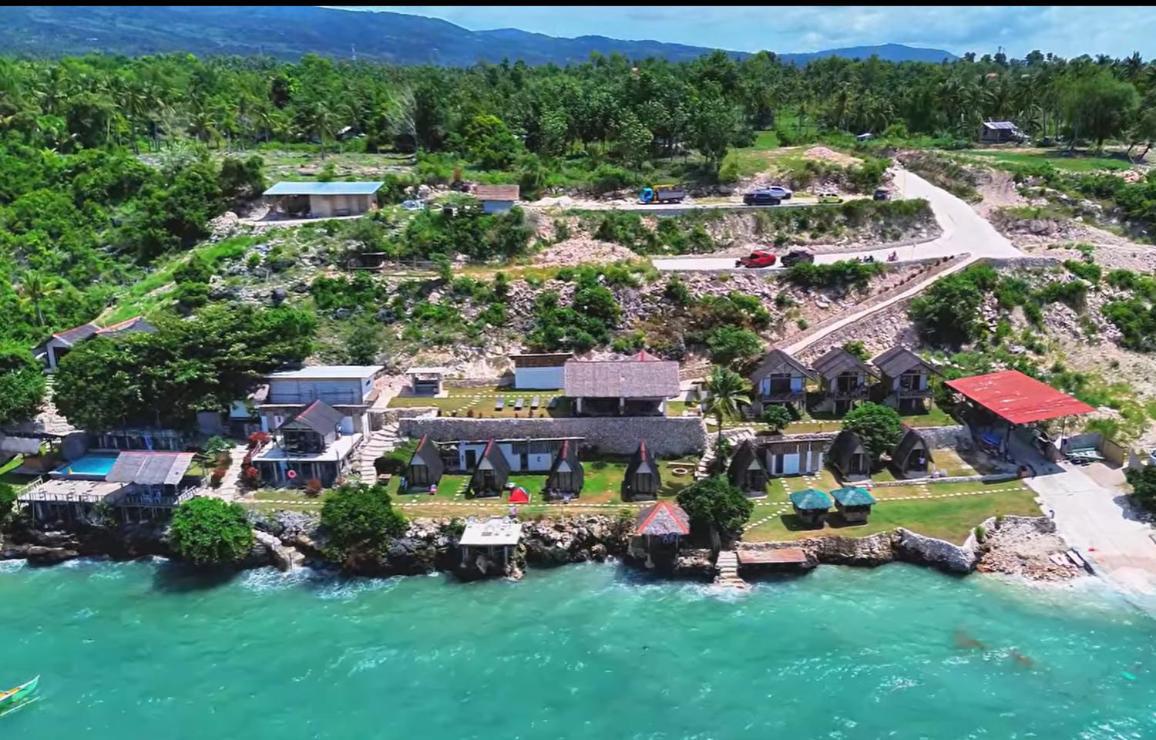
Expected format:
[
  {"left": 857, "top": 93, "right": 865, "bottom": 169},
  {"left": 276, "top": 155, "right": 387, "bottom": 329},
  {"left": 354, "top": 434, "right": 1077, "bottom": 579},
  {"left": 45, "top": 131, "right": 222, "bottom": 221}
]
[{"left": 945, "top": 370, "right": 1094, "bottom": 425}]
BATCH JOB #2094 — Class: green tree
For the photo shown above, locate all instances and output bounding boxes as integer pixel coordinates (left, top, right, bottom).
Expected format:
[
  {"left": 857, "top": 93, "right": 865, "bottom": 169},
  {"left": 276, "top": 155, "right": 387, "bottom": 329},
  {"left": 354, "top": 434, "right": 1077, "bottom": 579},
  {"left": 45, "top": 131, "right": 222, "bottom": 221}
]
[
  {"left": 760, "top": 404, "right": 793, "bottom": 433},
  {"left": 690, "top": 89, "right": 739, "bottom": 174},
  {"left": 320, "top": 481, "right": 408, "bottom": 564},
  {"left": 841, "top": 340, "right": 869, "bottom": 362},
  {"left": 1126, "top": 465, "right": 1156, "bottom": 511},
  {"left": 613, "top": 111, "right": 652, "bottom": 169},
  {"left": 908, "top": 271, "right": 987, "bottom": 347},
  {"left": 458, "top": 113, "right": 522, "bottom": 170},
  {"left": 706, "top": 326, "right": 764, "bottom": 367},
  {"left": 703, "top": 365, "right": 751, "bottom": 450},
  {"left": 676, "top": 476, "right": 753, "bottom": 549},
  {"left": 169, "top": 497, "right": 254, "bottom": 566},
  {"left": 1062, "top": 71, "right": 1140, "bottom": 150},
  {"left": 0, "top": 342, "right": 46, "bottom": 427},
  {"left": 0, "top": 482, "right": 16, "bottom": 524},
  {"left": 842, "top": 402, "right": 904, "bottom": 463}
]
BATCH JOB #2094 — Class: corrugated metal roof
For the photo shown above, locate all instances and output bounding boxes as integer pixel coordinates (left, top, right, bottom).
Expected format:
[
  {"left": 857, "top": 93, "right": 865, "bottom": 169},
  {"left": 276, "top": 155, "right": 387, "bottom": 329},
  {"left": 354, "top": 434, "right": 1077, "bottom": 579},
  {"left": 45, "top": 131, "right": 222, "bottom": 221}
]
[
  {"left": 474, "top": 184, "right": 520, "bottom": 201},
  {"left": 263, "top": 181, "right": 384, "bottom": 196},
  {"left": 281, "top": 400, "right": 344, "bottom": 434},
  {"left": 945, "top": 370, "right": 1094, "bottom": 425},
  {"left": 106, "top": 452, "right": 194, "bottom": 486},
  {"left": 982, "top": 121, "right": 1019, "bottom": 130},
  {"left": 872, "top": 346, "right": 935, "bottom": 378},
  {"left": 52, "top": 323, "right": 99, "bottom": 346}
]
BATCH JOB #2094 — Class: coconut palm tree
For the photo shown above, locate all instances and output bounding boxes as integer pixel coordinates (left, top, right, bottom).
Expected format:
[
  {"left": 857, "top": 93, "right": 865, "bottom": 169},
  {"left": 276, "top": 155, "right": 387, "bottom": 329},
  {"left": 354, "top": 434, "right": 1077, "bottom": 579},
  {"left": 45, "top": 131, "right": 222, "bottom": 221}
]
[
  {"left": 702, "top": 366, "right": 751, "bottom": 453},
  {"left": 17, "top": 271, "right": 59, "bottom": 327}
]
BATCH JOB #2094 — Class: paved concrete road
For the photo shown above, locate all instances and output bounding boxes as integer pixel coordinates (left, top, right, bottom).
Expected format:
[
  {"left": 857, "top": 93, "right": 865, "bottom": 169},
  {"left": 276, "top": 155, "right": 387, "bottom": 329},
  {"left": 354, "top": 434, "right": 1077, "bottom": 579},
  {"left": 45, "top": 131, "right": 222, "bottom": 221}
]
[
  {"left": 1027, "top": 464, "right": 1156, "bottom": 599},
  {"left": 653, "top": 169, "right": 1022, "bottom": 272}
]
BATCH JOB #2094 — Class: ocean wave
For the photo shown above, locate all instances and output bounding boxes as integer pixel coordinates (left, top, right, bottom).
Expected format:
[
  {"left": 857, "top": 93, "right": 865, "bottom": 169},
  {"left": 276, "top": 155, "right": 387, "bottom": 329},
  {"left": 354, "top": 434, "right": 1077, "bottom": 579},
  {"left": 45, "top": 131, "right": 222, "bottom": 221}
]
[{"left": 0, "top": 559, "right": 27, "bottom": 573}]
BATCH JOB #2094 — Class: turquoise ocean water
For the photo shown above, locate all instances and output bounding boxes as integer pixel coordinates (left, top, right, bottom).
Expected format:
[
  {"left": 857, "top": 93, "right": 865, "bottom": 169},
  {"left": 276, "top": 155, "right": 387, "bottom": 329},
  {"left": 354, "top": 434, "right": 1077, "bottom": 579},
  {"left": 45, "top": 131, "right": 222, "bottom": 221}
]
[{"left": 1, "top": 558, "right": 1155, "bottom": 739}]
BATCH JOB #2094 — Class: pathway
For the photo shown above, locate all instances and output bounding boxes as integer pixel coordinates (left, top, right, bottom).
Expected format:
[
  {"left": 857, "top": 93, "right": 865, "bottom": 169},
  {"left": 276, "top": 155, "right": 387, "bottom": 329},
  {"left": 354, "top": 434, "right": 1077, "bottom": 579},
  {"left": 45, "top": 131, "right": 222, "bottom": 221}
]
[
  {"left": 202, "top": 442, "right": 250, "bottom": 501},
  {"left": 352, "top": 422, "right": 401, "bottom": 479},
  {"left": 713, "top": 550, "right": 748, "bottom": 590},
  {"left": 1026, "top": 463, "right": 1156, "bottom": 600}
]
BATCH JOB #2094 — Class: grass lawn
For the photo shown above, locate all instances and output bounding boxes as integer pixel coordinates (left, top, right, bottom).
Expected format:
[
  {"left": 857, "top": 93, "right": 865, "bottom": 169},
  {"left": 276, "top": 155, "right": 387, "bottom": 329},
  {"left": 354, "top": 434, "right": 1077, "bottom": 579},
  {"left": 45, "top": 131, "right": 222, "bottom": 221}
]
[
  {"left": 387, "top": 389, "right": 570, "bottom": 418},
  {"left": 957, "top": 148, "right": 1133, "bottom": 173},
  {"left": 743, "top": 484, "right": 1039, "bottom": 544},
  {"left": 783, "top": 403, "right": 955, "bottom": 434}
]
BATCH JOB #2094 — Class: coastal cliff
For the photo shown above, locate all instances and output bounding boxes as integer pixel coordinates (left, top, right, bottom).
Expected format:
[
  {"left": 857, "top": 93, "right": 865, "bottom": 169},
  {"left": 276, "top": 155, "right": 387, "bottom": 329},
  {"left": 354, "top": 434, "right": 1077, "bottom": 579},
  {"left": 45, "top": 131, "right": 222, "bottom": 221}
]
[{"left": 1, "top": 512, "right": 1076, "bottom": 582}]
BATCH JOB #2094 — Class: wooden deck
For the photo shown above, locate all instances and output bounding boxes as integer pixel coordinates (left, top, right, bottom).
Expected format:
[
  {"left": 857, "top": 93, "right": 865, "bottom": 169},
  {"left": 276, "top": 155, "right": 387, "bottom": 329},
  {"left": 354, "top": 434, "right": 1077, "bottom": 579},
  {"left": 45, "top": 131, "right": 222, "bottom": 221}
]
[{"left": 736, "top": 547, "right": 809, "bottom": 565}]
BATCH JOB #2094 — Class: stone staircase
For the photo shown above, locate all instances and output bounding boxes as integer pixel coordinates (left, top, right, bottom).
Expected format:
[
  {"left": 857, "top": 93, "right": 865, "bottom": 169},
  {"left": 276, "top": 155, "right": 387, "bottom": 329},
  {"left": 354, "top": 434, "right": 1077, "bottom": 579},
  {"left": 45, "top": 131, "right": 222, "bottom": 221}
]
[
  {"left": 714, "top": 550, "right": 748, "bottom": 589},
  {"left": 211, "top": 442, "right": 252, "bottom": 499},
  {"left": 695, "top": 427, "right": 759, "bottom": 480},
  {"left": 353, "top": 422, "right": 401, "bottom": 478}
]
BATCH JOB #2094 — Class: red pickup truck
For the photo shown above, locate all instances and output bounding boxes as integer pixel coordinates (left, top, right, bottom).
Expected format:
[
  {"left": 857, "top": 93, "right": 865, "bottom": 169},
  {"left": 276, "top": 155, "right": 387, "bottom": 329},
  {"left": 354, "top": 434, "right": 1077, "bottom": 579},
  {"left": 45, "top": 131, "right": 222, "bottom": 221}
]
[{"left": 736, "top": 249, "right": 777, "bottom": 268}]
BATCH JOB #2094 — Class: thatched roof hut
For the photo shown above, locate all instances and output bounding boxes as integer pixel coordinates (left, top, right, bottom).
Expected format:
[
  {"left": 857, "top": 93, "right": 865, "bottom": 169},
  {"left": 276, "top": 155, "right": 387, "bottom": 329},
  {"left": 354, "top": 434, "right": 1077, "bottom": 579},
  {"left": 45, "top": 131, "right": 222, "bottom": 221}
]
[
  {"left": 406, "top": 435, "right": 444, "bottom": 489},
  {"left": 545, "top": 439, "right": 584, "bottom": 497},
  {"left": 727, "top": 439, "right": 769, "bottom": 497},
  {"left": 827, "top": 429, "right": 870, "bottom": 480},
  {"left": 469, "top": 439, "right": 510, "bottom": 497},
  {"left": 891, "top": 428, "right": 933, "bottom": 478},
  {"left": 624, "top": 440, "right": 661, "bottom": 500}
]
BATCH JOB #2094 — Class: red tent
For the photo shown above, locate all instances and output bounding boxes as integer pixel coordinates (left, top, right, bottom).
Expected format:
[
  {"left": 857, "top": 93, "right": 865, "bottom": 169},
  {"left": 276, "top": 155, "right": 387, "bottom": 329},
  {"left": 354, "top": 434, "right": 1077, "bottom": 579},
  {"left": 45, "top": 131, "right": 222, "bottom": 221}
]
[{"left": 508, "top": 486, "right": 530, "bottom": 504}]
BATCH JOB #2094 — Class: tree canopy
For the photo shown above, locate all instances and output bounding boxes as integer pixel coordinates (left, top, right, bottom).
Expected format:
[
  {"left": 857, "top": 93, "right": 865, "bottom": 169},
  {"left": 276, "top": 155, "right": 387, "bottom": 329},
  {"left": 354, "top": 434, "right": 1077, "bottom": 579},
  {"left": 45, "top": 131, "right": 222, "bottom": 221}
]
[
  {"left": 169, "top": 497, "right": 254, "bottom": 566},
  {"left": 676, "top": 475, "right": 753, "bottom": 547},
  {"left": 842, "top": 402, "right": 904, "bottom": 463},
  {"left": 0, "top": 342, "right": 46, "bottom": 427},
  {"left": 320, "top": 481, "right": 408, "bottom": 565}
]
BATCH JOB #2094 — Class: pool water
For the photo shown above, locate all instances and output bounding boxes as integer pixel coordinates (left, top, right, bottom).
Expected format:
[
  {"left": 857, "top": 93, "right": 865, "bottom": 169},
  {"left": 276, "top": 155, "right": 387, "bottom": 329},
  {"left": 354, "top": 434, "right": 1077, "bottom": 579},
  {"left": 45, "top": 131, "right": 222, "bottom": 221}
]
[{"left": 52, "top": 454, "right": 118, "bottom": 479}]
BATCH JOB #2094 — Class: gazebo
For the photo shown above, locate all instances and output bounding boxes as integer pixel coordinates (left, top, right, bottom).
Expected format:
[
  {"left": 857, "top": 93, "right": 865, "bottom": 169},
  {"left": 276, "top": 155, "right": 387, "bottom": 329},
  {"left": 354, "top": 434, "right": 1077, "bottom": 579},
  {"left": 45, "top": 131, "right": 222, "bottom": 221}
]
[
  {"left": 890, "top": 428, "right": 932, "bottom": 479},
  {"left": 789, "top": 488, "right": 832, "bottom": 528},
  {"left": 628, "top": 500, "right": 691, "bottom": 570},
  {"left": 727, "top": 439, "right": 769, "bottom": 498},
  {"left": 831, "top": 486, "right": 877, "bottom": 524}
]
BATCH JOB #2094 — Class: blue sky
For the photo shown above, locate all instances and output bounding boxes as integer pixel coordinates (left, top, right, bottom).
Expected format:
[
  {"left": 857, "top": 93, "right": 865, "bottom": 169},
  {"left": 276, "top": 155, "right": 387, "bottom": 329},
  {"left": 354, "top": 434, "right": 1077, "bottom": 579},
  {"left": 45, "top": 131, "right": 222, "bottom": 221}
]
[{"left": 337, "top": 6, "right": 1156, "bottom": 58}]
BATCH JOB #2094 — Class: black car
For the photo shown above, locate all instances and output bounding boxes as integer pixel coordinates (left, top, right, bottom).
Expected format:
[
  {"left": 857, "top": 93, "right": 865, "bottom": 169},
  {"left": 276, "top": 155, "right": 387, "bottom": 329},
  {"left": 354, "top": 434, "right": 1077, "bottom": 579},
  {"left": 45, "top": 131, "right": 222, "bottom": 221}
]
[
  {"left": 873, "top": 188, "right": 891, "bottom": 201},
  {"left": 780, "top": 249, "right": 815, "bottom": 268},
  {"left": 743, "top": 190, "right": 782, "bottom": 206}
]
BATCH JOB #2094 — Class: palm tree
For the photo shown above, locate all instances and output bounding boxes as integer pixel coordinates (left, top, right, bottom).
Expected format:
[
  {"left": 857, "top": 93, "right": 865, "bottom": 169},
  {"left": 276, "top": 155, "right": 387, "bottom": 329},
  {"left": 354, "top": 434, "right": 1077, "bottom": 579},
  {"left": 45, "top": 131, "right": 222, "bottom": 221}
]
[
  {"left": 702, "top": 366, "right": 751, "bottom": 453},
  {"left": 17, "top": 272, "right": 59, "bottom": 327}
]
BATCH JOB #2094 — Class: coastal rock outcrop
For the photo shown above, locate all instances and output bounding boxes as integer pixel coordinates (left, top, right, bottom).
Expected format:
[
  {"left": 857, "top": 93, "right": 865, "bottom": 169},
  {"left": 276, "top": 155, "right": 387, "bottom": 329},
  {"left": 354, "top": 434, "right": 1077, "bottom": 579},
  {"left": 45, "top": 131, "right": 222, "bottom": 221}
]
[
  {"left": 799, "top": 531, "right": 896, "bottom": 567},
  {"left": 895, "top": 528, "right": 977, "bottom": 573},
  {"left": 522, "top": 515, "right": 629, "bottom": 566}
]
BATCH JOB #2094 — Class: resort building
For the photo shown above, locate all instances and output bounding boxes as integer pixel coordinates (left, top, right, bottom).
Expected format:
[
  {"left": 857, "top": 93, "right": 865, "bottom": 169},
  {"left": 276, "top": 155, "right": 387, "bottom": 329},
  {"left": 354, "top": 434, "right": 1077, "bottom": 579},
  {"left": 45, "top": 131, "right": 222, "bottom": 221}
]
[
  {"left": 812, "top": 347, "right": 878, "bottom": 416},
  {"left": 34, "top": 316, "right": 155, "bottom": 372},
  {"left": 623, "top": 440, "right": 662, "bottom": 500},
  {"left": 628, "top": 500, "right": 691, "bottom": 570},
  {"left": 748, "top": 349, "right": 816, "bottom": 415},
  {"left": 262, "top": 181, "right": 383, "bottom": 218},
  {"left": 544, "top": 440, "right": 584, "bottom": 500},
  {"left": 827, "top": 429, "right": 871, "bottom": 480},
  {"left": 468, "top": 439, "right": 511, "bottom": 497},
  {"left": 448, "top": 437, "right": 582, "bottom": 475},
  {"left": 872, "top": 346, "right": 936, "bottom": 413},
  {"left": 20, "top": 450, "right": 198, "bottom": 524},
  {"left": 403, "top": 435, "right": 446, "bottom": 492},
  {"left": 564, "top": 351, "right": 680, "bottom": 417},
  {"left": 473, "top": 184, "right": 520, "bottom": 214},
  {"left": 252, "top": 400, "right": 359, "bottom": 487},
  {"left": 891, "top": 428, "right": 933, "bottom": 479},
  {"left": 257, "top": 365, "right": 385, "bottom": 436},
  {"left": 457, "top": 517, "right": 523, "bottom": 577},
  {"left": 510, "top": 353, "right": 572, "bottom": 390},
  {"left": 404, "top": 367, "right": 447, "bottom": 397},
  {"left": 757, "top": 433, "right": 828, "bottom": 477},
  {"left": 727, "top": 439, "right": 769, "bottom": 498}
]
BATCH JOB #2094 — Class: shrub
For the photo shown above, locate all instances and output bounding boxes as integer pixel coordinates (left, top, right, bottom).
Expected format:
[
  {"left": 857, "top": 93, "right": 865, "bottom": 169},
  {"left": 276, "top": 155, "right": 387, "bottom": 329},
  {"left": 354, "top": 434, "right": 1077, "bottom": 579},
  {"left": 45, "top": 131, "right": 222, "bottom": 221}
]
[
  {"left": 1064, "top": 259, "right": 1101, "bottom": 283},
  {"left": 842, "top": 402, "right": 903, "bottom": 463},
  {"left": 841, "top": 340, "right": 869, "bottom": 361},
  {"left": 706, "top": 326, "right": 764, "bottom": 367},
  {"left": 241, "top": 465, "right": 261, "bottom": 489},
  {"left": 169, "top": 497, "right": 254, "bottom": 566},
  {"left": 0, "top": 482, "right": 16, "bottom": 524},
  {"left": 974, "top": 525, "right": 987, "bottom": 543},
  {"left": 676, "top": 476, "right": 753, "bottom": 547},
  {"left": 304, "top": 478, "right": 324, "bottom": 497},
  {"left": 761, "top": 405, "right": 793, "bottom": 433},
  {"left": 320, "top": 481, "right": 408, "bottom": 563},
  {"left": 248, "top": 431, "right": 270, "bottom": 449},
  {"left": 209, "top": 467, "right": 227, "bottom": 488}
]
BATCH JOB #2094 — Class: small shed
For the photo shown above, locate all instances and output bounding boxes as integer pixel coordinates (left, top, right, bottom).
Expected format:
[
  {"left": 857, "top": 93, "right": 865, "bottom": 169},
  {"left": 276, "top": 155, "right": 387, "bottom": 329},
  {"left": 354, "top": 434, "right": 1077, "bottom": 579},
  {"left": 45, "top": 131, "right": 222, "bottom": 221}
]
[
  {"left": 458, "top": 517, "right": 523, "bottom": 576},
  {"left": 828, "top": 429, "right": 871, "bottom": 480},
  {"left": 469, "top": 439, "right": 510, "bottom": 497},
  {"left": 789, "top": 488, "right": 832, "bottom": 528},
  {"left": 727, "top": 439, "right": 769, "bottom": 497},
  {"left": 629, "top": 500, "right": 691, "bottom": 569},
  {"left": 891, "top": 428, "right": 932, "bottom": 479},
  {"left": 473, "top": 184, "right": 520, "bottom": 214},
  {"left": 405, "top": 435, "right": 444, "bottom": 490},
  {"left": 623, "top": 440, "right": 661, "bottom": 500},
  {"left": 544, "top": 439, "right": 583, "bottom": 499},
  {"left": 262, "top": 181, "right": 383, "bottom": 218},
  {"left": 978, "top": 121, "right": 1025, "bottom": 144},
  {"left": 405, "top": 366, "right": 447, "bottom": 397},
  {"left": 831, "top": 486, "right": 877, "bottom": 524}
]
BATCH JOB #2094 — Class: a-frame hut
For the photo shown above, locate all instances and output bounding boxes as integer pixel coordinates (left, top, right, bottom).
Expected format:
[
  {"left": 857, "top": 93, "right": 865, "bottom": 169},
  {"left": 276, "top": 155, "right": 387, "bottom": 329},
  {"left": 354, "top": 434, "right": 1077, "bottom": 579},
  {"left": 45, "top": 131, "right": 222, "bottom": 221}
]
[
  {"left": 828, "top": 429, "right": 871, "bottom": 480},
  {"left": 404, "top": 435, "right": 444, "bottom": 491},
  {"left": 727, "top": 439, "right": 769, "bottom": 498},
  {"left": 545, "top": 439, "right": 584, "bottom": 499},
  {"left": 890, "top": 428, "right": 933, "bottom": 479},
  {"left": 623, "top": 440, "right": 661, "bottom": 500},
  {"left": 469, "top": 439, "right": 510, "bottom": 497}
]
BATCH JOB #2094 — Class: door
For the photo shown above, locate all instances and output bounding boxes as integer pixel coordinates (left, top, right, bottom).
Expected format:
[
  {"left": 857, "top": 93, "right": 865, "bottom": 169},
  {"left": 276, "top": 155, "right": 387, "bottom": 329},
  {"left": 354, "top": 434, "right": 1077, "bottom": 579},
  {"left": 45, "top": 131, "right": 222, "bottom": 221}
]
[
  {"left": 783, "top": 453, "right": 800, "bottom": 475},
  {"left": 464, "top": 450, "right": 478, "bottom": 471}
]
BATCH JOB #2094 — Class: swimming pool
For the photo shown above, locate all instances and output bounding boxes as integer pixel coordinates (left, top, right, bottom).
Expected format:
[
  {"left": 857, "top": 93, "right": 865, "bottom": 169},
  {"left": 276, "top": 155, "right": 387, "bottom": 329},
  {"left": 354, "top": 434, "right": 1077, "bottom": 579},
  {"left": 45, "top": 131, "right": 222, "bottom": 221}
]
[{"left": 52, "top": 454, "right": 119, "bottom": 480}]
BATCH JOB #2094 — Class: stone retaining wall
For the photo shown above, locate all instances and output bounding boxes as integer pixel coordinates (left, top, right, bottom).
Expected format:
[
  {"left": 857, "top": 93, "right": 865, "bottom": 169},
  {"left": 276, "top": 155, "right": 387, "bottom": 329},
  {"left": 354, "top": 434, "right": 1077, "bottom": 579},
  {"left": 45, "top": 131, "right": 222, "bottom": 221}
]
[
  {"left": 873, "top": 472, "right": 1019, "bottom": 488},
  {"left": 397, "top": 416, "right": 707, "bottom": 457}
]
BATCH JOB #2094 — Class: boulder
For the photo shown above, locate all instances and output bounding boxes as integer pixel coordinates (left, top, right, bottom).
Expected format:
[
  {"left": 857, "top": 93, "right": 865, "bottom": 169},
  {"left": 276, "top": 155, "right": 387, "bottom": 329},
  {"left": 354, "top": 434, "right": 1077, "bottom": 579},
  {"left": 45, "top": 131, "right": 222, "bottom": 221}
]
[
  {"left": 895, "top": 528, "right": 977, "bottom": 573},
  {"left": 25, "top": 545, "right": 79, "bottom": 566}
]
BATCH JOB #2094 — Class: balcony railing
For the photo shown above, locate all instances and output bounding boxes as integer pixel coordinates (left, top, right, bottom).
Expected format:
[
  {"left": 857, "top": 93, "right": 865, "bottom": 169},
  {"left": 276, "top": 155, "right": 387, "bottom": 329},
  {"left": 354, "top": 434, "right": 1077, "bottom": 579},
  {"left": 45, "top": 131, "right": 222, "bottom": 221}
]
[{"left": 265, "top": 389, "right": 365, "bottom": 405}]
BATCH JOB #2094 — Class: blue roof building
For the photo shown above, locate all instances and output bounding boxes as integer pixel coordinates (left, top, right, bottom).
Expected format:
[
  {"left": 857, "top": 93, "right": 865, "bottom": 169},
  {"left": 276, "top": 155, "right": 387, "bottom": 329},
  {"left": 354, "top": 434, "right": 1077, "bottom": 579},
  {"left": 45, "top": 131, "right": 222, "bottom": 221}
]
[{"left": 263, "top": 181, "right": 384, "bottom": 218}]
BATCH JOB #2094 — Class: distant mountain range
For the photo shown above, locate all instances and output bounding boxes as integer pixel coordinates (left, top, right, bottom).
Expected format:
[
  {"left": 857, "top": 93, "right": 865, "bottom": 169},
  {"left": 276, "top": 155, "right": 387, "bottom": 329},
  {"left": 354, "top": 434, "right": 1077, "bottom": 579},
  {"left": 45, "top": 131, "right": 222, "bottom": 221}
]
[{"left": 0, "top": 6, "right": 958, "bottom": 66}]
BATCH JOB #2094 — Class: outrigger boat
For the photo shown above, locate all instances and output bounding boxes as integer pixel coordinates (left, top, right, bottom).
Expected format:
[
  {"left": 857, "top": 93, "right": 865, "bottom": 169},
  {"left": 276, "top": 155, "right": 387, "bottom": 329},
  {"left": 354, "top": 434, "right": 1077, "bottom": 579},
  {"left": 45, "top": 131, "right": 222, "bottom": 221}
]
[{"left": 0, "top": 676, "right": 39, "bottom": 710}]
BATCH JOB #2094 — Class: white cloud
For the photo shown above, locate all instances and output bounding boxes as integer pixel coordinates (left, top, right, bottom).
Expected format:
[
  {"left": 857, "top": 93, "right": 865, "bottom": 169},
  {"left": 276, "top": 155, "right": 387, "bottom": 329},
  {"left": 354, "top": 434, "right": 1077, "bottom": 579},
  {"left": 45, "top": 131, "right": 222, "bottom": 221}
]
[{"left": 337, "top": 6, "right": 1156, "bottom": 58}]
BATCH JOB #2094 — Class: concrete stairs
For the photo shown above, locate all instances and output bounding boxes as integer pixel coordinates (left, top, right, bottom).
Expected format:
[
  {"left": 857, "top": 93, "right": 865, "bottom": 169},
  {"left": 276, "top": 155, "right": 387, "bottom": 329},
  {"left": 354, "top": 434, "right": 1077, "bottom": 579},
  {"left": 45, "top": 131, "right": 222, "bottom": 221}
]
[
  {"left": 695, "top": 427, "right": 759, "bottom": 480},
  {"left": 352, "top": 422, "right": 400, "bottom": 478},
  {"left": 206, "top": 443, "right": 250, "bottom": 500},
  {"left": 714, "top": 550, "right": 748, "bottom": 590}
]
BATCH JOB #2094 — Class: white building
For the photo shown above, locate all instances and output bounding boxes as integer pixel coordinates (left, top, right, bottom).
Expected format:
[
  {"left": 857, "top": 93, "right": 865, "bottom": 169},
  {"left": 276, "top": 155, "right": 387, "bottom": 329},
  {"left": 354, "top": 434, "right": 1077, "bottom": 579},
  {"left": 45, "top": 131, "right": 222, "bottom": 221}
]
[
  {"left": 510, "top": 353, "right": 571, "bottom": 390},
  {"left": 263, "top": 181, "right": 384, "bottom": 218},
  {"left": 473, "top": 184, "right": 520, "bottom": 214},
  {"left": 257, "top": 365, "right": 385, "bottom": 435}
]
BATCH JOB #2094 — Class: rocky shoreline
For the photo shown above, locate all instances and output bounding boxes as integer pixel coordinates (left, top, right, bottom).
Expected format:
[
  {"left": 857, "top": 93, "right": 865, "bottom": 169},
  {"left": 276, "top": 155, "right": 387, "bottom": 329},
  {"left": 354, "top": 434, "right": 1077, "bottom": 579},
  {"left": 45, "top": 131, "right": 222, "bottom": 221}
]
[{"left": 0, "top": 512, "right": 1078, "bottom": 583}]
